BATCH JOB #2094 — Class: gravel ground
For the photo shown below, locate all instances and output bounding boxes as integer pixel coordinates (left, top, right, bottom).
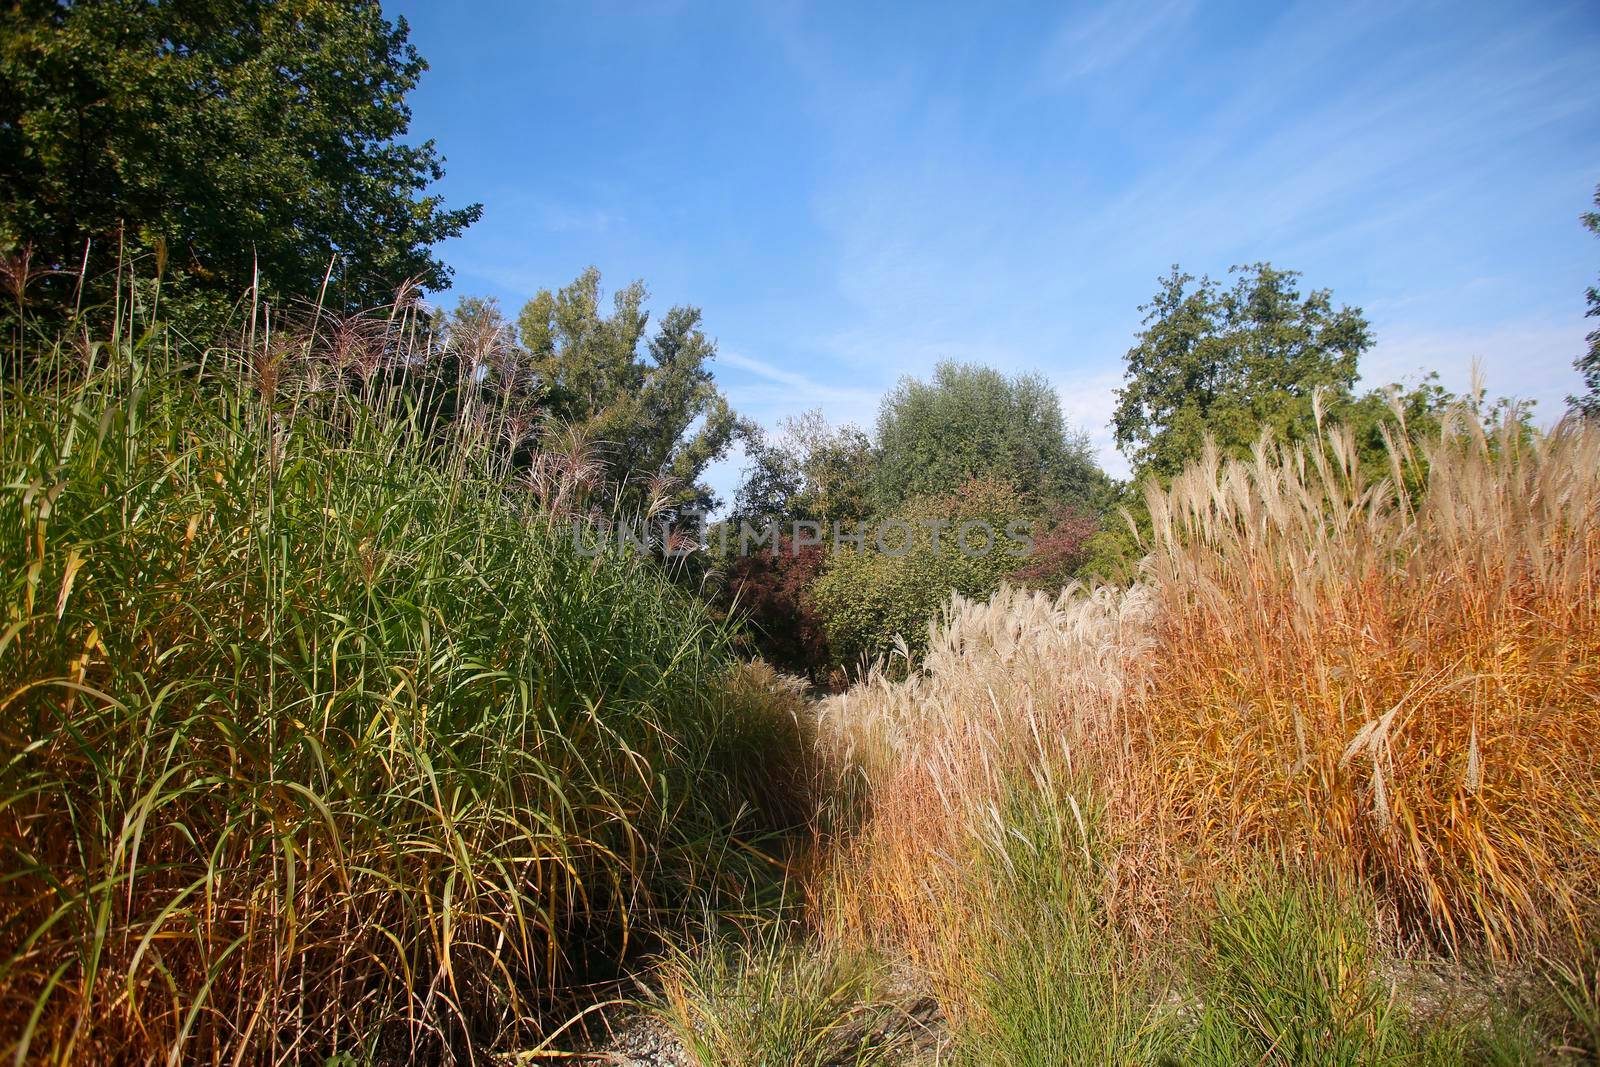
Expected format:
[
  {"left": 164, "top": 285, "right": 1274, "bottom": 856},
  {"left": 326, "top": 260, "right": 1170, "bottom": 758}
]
[{"left": 568, "top": 1013, "right": 691, "bottom": 1067}]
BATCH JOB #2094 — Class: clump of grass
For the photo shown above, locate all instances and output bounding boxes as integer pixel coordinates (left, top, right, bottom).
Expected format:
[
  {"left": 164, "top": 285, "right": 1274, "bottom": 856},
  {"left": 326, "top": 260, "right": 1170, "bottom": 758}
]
[
  {"left": 654, "top": 925, "right": 911, "bottom": 1067},
  {"left": 1138, "top": 413, "right": 1600, "bottom": 955},
  {"left": 944, "top": 781, "right": 1176, "bottom": 1067},
  {"left": 0, "top": 308, "right": 807, "bottom": 1061},
  {"left": 811, "top": 582, "right": 1158, "bottom": 956},
  {"left": 1184, "top": 878, "right": 1416, "bottom": 1066},
  {"left": 808, "top": 403, "right": 1598, "bottom": 1059}
]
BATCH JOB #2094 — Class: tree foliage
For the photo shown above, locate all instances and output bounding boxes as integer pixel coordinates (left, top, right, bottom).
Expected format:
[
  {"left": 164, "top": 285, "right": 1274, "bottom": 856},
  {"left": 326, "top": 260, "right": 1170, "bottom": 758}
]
[
  {"left": 1113, "top": 264, "right": 1373, "bottom": 480},
  {"left": 0, "top": 0, "right": 479, "bottom": 313},
  {"left": 810, "top": 478, "right": 1035, "bottom": 669},
  {"left": 511, "top": 267, "right": 736, "bottom": 513},
  {"left": 874, "top": 360, "right": 1106, "bottom": 512},
  {"left": 1573, "top": 183, "right": 1600, "bottom": 418},
  {"left": 729, "top": 410, "right": 875, "bottom": 533}
]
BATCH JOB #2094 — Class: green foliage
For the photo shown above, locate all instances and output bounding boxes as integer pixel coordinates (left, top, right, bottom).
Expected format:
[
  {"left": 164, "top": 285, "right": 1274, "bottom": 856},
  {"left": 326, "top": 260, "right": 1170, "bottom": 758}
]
[
  {"left": 1573, "top": 183, "right": 1600, "bottom": 418},
  {"left": 778, "top": 409, "right": 878, "bottom": 527},
  {"left": 0, "top": 0, "right": 479, "bottom": 313},
  {"left": 874, "top": 360, "right": 1106, "bottom": 512},
  {"left": 810, "top": 478, "right": 1034, "bottom": 668},
  {"left": 1075, "top": 526, "right": 1141, "bottom": 585},
  {"left": 0, "top": 322, "right": 800, "bottom": 1060},
  {"left": 513, "top": 267, "right": 737, "bottom": 512},
  {"left": 1185, "top": 880, "right": 1421, "bottom": 1067},
  {"left": 1113, "top": 263, "right": 1373, "bottom": 480},
  {"left": 951, "top": 780, "right": 1175, "bottom": 1066},
  {"left": 729, "top": 411, "right": 876, "bottom": 534},
  {"left": 656, "top": 929, "right": 911, "bottom": 1067}
]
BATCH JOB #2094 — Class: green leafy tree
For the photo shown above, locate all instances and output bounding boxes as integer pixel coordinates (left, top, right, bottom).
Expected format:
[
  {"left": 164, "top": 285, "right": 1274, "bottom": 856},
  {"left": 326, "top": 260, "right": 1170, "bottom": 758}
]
[
  {"left": 811, "top": 478, "right": 1035, "bottom": 669},
  {"left": 0, "top": 0, "right": 479, "bottom": 314},
  {"left": 515, "top": 267, "right": 736, "bottom": 513},
  {"left": 874, "top": 361, "right": 1106, "bottom": 513},
  {"left": 728, "top": 410, "right": 875, "bottom": 535},
  {"left": 1112, "top": 264, "right": 1372, "bottom": 480},
  {"left": 779, "top": 409, "right": 876, "bottom": 527},
  {"left": 726, "top": 423, "right": 804, "bottom": 535},
  {"left": 1573, "top": 184, "right": 1600, "bottom": 418}
]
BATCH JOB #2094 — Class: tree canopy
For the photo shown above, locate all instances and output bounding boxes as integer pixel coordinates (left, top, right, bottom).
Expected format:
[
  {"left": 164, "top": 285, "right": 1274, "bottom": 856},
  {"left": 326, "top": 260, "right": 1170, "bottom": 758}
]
[
  {"left": 508, "top": 267, "right": 737, "bottom": 514},
  {"left": 0, "top": 0, "right": 479, "bottom": 312},
  {"left": 1572, "top": 183, "right": 1600, "bottom": 418},
  {"left": 1112, "top": 264, "right": 1372, "bottom": 480},
  {"left": 874, "top": 360, "right": 1106, "bottom": 512},
  {"left": 729, "top": 410, "right": 875, "bottom": 533}
]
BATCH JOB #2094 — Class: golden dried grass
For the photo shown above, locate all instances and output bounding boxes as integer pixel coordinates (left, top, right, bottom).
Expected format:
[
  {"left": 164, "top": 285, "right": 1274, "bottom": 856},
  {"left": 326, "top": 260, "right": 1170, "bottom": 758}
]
[
  {"left": 814, "top": 408, "right": 1600, "bottom": 970},
  {"left": 1137, "top": 412, "right": 1600, "bottom": 956}
]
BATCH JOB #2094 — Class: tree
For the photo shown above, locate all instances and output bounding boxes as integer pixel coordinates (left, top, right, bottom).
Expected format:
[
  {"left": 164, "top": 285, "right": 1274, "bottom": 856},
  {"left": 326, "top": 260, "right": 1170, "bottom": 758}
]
[
  {"left": 778, "top": 410, "right": 876, "bottom": 527},
  {"left": 1572, "top": 184, "right": 1600, "bottom": 418},
  {"left": 1112, "top": 264, "right": 1372, "bottom": 480},
  {"left": 874, "top": 360, "right": 1106, "bottom": 512},
  {"left": 514, "top": 267, "right": 736, "bottom": 513},
  {"left": 728, "top": 410, "right": 875, "bottom": 534},
  {"left": 0, "top": 0, "right": 479, "bottom": 313},
  {"left": 810, "top": 478, "right": 1036, "bottom": 669}
]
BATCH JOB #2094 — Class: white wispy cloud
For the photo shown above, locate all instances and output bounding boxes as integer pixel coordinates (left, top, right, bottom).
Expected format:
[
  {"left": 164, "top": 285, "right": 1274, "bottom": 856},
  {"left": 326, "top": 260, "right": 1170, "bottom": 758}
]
[
  {"left": 1035, "top": 0, "right": 1195, "bottom": 86},
  {"left": 714, "top": 350, "right": 882, "bottom": 431}
]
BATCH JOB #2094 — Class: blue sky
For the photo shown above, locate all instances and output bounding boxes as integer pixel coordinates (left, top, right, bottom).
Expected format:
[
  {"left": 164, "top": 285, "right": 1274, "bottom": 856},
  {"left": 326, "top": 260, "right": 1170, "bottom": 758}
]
[{"left": 390, "top": 0, "right": 1600, "bottom": 498}]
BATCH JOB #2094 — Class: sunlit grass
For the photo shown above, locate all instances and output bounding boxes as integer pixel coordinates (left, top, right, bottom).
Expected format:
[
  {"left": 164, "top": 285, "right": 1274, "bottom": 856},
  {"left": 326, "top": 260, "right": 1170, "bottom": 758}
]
[
  {"left": 0, "top": 309, "right": 806, "bottom": 1061},
  {"left": 1139, "top": 411, "right": 1600, "bottom": 956},
  {"left": 809, "top": 402, "right": 1599, "bottom": 1061}
]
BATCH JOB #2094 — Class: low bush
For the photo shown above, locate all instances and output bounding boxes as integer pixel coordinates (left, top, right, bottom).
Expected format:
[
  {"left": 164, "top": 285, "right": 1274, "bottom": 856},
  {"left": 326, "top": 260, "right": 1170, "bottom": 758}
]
[{"left": 810, "top": 477, "right": 1035, "bottom": 669}]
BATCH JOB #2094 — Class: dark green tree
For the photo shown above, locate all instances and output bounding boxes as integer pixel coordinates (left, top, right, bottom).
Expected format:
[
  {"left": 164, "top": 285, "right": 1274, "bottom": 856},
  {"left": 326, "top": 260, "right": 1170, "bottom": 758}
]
[
  {"left": 874, "top": 360, "right": 1106, "bottom": 512},
  {"left": 729, "top": 410, "right": 875, "bottom": 534},
  {"left": 811, "top": 477, "right": 1036, "bottom": 668},
  {"left": 0, "top": 0, "right": 479, "bottom": 312},
  {"left": 514, "top": 267, "right": 736, "bottom": 513},
  {"left": 1112, "top": 264, "right": 1372, "bottom": 480},
  {"left": 1572, "top": 184, "right": 1600, "bottom": 418}
]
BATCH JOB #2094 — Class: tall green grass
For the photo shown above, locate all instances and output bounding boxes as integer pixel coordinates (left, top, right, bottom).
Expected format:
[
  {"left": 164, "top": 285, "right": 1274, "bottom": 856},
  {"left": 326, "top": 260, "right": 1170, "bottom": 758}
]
[
  {"left": 654, "top": 926, "right": 912, "bottom": 1067},
  {"left": 0, "top": 312, "right": 805, "bottom": 1062},
  {"left": 945, "top": 781, "right": 1175, "bottom": 1067}
]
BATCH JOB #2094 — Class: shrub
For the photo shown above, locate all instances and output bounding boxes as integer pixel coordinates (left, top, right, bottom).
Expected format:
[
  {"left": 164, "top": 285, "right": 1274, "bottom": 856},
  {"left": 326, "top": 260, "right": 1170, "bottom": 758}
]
[
  {"left": 810, "top": 477, "right": 1035, "bottom": 669},
  {"left": 722, "top": 538, "right": 831, "bottom": 678},
  {"left": 1005, "top": 505, "right": 1099, "bottom": 590}
]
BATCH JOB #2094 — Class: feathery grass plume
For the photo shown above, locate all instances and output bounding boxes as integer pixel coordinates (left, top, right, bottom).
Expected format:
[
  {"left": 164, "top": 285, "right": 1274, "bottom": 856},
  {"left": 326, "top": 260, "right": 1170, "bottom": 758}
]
[
  {"left": 1135, "top": 412, "right": 1600, "bottom": 957},
  {"left": 809, "top": 582, "right": 1160, "bottom": 994},
  {"left": 0, "top": 303, "right": 805, "bottom": 1061},
  {"left": 810, "top": 402, "right": 1597, "bottom": 1055}
]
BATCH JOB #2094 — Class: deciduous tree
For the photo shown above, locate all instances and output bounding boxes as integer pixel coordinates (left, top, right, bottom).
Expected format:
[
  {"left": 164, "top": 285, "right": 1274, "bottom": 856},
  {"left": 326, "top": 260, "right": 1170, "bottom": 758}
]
[
  {"left": 1572, "top": 184, "right": 1600, "bottom": 418},
  {"left": 874, "top": 360, "right": 1105, "bottom": 512},
  {"left": 514, "top": 267, "right": 736, "bottom": 513},
  {"left": 1112, "top": 264, "right": 1372, "bottom": 480},
  {"left": 0, "top": 0, "right": 479, "bottom": 312}
]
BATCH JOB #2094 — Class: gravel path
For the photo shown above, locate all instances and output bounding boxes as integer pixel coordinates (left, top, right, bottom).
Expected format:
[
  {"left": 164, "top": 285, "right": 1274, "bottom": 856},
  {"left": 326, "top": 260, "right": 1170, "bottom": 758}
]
[{"left": 566, "top": 1013, "right": 691, "bottom": 1067}]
